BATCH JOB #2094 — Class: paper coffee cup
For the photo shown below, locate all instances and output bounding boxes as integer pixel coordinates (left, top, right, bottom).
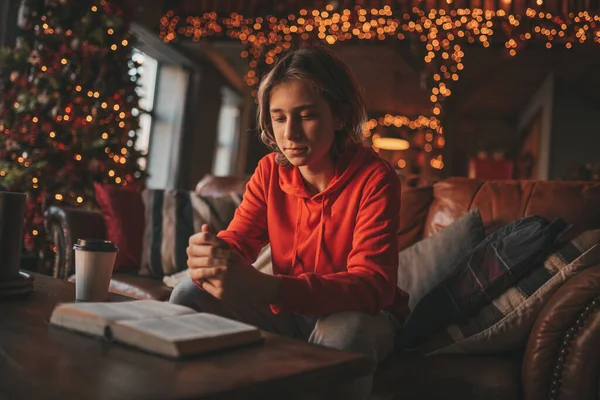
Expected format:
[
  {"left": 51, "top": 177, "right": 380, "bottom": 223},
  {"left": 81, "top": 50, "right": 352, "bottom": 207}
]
[{"left": 73, "top": 239, "right": 118, "bottom": 301}]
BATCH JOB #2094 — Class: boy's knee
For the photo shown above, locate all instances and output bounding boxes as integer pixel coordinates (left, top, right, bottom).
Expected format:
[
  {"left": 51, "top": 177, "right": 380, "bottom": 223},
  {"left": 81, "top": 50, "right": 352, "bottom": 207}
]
[
  {"left": 310, "top": 313, "right": 375, "bottom": 356},
  {"left": 309, "top": 312, "right": 395, "bottom": 368},
  {"left": 169, "top": 278, "right": 203, "bottom": 309}
]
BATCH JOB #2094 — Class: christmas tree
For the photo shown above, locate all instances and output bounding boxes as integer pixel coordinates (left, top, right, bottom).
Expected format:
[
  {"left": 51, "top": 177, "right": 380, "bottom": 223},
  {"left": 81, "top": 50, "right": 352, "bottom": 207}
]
[{"left": 0, "top": 0, "right": 145, "bottom": 259}]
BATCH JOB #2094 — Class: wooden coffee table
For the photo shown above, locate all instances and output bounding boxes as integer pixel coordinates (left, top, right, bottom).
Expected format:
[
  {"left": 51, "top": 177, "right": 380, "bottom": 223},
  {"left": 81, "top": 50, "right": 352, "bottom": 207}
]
[{"left": 0, "top": 272, "right": 369, "bottom": 399}]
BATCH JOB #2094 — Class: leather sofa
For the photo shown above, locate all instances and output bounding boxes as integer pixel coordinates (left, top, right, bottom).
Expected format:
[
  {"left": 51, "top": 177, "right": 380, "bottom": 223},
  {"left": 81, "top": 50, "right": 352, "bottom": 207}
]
[{"left": 45, "top": 176, "right": 600, "bottom": 400}]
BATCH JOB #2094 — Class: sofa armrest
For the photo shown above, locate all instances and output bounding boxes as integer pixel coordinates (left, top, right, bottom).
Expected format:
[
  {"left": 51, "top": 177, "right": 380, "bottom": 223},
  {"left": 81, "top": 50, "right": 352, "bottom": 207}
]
[
  {"left": 44, "top": 205, "right": 107, "bottom": 280},
  {"left": 522, "top": 264, "right": 600, "bottom": 400}
]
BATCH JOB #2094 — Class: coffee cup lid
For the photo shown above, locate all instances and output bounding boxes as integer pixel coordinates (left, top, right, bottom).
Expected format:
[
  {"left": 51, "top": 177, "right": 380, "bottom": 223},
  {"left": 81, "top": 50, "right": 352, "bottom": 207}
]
[{"left": 73, "top": 239, "right": 118, "bottom": 252}]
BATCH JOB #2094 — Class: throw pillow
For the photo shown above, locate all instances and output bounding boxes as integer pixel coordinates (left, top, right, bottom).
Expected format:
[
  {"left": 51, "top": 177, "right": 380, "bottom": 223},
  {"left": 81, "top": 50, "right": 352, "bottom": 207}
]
[
  {"left": 140, "top": 189, "right": 242, "bottom": 278},
  {"left": 400, "top": 215, "right": 571, "bottom": 349},
  {"left": 397, "top": 208, "right": 485, "bottom": 311},
  {"left": 94, "top": 182, "right": 145, "bottom": 272},
  {"left": 420, "top": 229, "right": 600, "bottom": 355}
]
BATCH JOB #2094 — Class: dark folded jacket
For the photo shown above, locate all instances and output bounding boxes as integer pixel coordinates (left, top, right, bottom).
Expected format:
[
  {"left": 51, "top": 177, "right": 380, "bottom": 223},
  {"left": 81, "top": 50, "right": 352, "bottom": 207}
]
[{"left": 400, "top": 215, "right": 570, "bottom": 349}]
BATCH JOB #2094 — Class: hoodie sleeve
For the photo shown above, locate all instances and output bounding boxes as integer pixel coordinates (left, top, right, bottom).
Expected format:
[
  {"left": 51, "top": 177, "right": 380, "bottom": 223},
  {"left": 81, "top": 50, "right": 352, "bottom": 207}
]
[
  {"left": 271, "top": 166, "right": 401, "bottom": 316},
  {"left": 217, "top": 159, "right": 270, "bottom": 264}
]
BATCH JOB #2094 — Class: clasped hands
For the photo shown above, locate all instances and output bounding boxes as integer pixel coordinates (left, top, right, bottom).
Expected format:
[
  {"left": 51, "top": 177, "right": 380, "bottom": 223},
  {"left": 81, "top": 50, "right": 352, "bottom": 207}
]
[{"left": 186, "top": 224, "right": 280, "bottom": 305}]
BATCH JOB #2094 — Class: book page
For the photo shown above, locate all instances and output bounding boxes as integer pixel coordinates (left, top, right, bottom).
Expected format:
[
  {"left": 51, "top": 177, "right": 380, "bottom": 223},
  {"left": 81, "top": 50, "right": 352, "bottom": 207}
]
[
  {"left": 114, "top": 313, "right": 259, "bottom": 342},
  {"left": 111, "top": 313, "right": 262, "bottom": 358},
  {"left": 49, "top": 300, "right": 195, "bottom": 338}
]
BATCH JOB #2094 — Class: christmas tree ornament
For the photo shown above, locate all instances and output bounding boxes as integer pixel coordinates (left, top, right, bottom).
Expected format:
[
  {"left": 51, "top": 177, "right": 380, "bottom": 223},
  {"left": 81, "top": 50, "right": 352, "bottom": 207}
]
[
  {"left": 37, "top": 91, "right": 50, "bottom": 105},
  {"left": 27, "top": 50, "right": 40, "bottom": 65},
  {"left": 70, "top": 38, "right": 80, "bottom": 50}
]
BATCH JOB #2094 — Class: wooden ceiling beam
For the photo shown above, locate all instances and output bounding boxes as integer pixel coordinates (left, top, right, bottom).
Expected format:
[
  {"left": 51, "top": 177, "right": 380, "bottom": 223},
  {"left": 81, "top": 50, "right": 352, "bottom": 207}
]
[
  {"left": 444, "top": 48, "right": 547, "bottom": 117},
  {"left": 391, "top": 39, "right": 425, "bottom": 76}
]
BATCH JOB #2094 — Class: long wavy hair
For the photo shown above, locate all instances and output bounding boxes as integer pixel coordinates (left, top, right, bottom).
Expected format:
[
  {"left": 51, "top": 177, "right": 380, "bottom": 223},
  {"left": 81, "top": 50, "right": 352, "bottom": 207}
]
[{"left": 257, "top": 46, "right": 367, "bottom": 166}]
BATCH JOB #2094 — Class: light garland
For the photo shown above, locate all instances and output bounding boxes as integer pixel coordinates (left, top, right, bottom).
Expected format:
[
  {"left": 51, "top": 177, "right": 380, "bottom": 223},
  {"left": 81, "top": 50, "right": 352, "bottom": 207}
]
[{"left": 160, "top": 6, "right": 599, "bottom": 172}]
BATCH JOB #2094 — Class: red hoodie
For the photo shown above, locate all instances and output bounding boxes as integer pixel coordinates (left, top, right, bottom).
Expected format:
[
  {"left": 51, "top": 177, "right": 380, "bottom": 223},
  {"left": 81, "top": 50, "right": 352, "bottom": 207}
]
[{"left": 218, "top": 145, "right": 406, "bottom": 318}]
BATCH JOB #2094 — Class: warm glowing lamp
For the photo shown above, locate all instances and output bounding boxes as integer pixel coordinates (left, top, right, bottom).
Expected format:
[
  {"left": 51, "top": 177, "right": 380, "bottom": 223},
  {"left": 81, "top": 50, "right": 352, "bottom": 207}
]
[{"left": 372, "top": 137, "right": 410, "bottom": 151}]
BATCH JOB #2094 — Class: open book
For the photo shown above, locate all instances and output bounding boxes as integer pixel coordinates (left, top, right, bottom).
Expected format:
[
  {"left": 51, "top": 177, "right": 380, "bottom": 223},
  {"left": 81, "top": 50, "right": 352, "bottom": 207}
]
[{"left": 49, "top": 300, "right": 263, "bottom": 358}]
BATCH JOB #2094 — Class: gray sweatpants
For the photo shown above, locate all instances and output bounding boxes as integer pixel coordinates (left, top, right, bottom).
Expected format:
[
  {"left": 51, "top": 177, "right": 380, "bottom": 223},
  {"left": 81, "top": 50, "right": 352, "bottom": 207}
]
[{"left": 170, "top": 278, "right": 398, "bottom": 400}]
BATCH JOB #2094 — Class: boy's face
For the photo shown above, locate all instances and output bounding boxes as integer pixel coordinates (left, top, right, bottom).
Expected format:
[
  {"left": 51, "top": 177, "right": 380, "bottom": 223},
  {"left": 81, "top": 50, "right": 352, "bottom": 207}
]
[{"left": 269, "top": 79, "right": 337, "bottom": 171}]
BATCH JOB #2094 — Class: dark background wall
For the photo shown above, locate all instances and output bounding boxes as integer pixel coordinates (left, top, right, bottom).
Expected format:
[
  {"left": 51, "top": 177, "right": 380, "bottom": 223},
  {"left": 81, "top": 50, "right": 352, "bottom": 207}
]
[
  {"left": 550, "top": 80, "right": 600, "bottom": 179},
  {"left": 443, "top": 118, "right": 518, "bottom": 177}
]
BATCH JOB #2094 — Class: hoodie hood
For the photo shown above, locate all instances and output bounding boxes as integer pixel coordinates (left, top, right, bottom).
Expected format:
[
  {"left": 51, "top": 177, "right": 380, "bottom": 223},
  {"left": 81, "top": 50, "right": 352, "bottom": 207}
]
[{"left": 278, "top": 145, "right": 371, "bottom": 199}]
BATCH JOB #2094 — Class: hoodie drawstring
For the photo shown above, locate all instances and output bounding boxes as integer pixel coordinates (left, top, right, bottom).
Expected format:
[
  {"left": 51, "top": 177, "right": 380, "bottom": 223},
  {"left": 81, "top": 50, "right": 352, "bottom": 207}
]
[
  {"left": 291, "top": 197, "right": 302, "bottom": 273},
  {"left": 291, "top": 196, "right": 327, "bottom": 275},
  {"left": 314, "top": 198, "right": 325, "bottom": 275}
]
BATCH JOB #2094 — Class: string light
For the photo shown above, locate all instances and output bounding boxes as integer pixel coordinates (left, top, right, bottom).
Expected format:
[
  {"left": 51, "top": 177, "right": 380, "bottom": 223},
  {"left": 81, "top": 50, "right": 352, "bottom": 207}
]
[{"left": 430, "top": 155, "right": 444, "bottom": 169}]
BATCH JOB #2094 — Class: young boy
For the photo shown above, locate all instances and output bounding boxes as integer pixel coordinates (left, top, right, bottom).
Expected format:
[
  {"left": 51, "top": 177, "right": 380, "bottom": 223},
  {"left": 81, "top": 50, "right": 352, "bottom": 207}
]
[{"left": 171, "top": 46, "right": 404, "bottom": 399}]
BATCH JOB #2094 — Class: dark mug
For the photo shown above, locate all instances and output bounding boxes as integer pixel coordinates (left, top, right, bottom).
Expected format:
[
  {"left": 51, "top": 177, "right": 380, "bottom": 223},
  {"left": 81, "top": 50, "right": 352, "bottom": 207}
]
[{"left": 0, "top": 191, "right": 26, "bottom": 279}]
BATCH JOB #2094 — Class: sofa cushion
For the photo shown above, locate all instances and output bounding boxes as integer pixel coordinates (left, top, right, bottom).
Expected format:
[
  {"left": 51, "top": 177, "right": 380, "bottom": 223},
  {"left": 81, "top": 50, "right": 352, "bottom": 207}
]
[
  {"left": 420, "top": 229, "right": 600, "bottom": 355},
  {"left": 94, "top": 182, "right": 145, "bottom": 272},
  {"left": 140, "top": 189, "right": 242, "bottom": 278},
  {"left": 373, "top": 351, "right": 521, "bottom": 400},
  {"left": 424, "top": 178, "right": 600, "bottom": 239},
  {"left": 195, "top": 174, "right": 249, "bottom": 197},
  {"left": 397, "top": 208, "right": 485, "bottom": 311},
  {"left": 397, "top": 185, "right": 434, "bottom": 251},
  {"left": 401, "top": 215, "right": 570, "bottom": 348}
]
